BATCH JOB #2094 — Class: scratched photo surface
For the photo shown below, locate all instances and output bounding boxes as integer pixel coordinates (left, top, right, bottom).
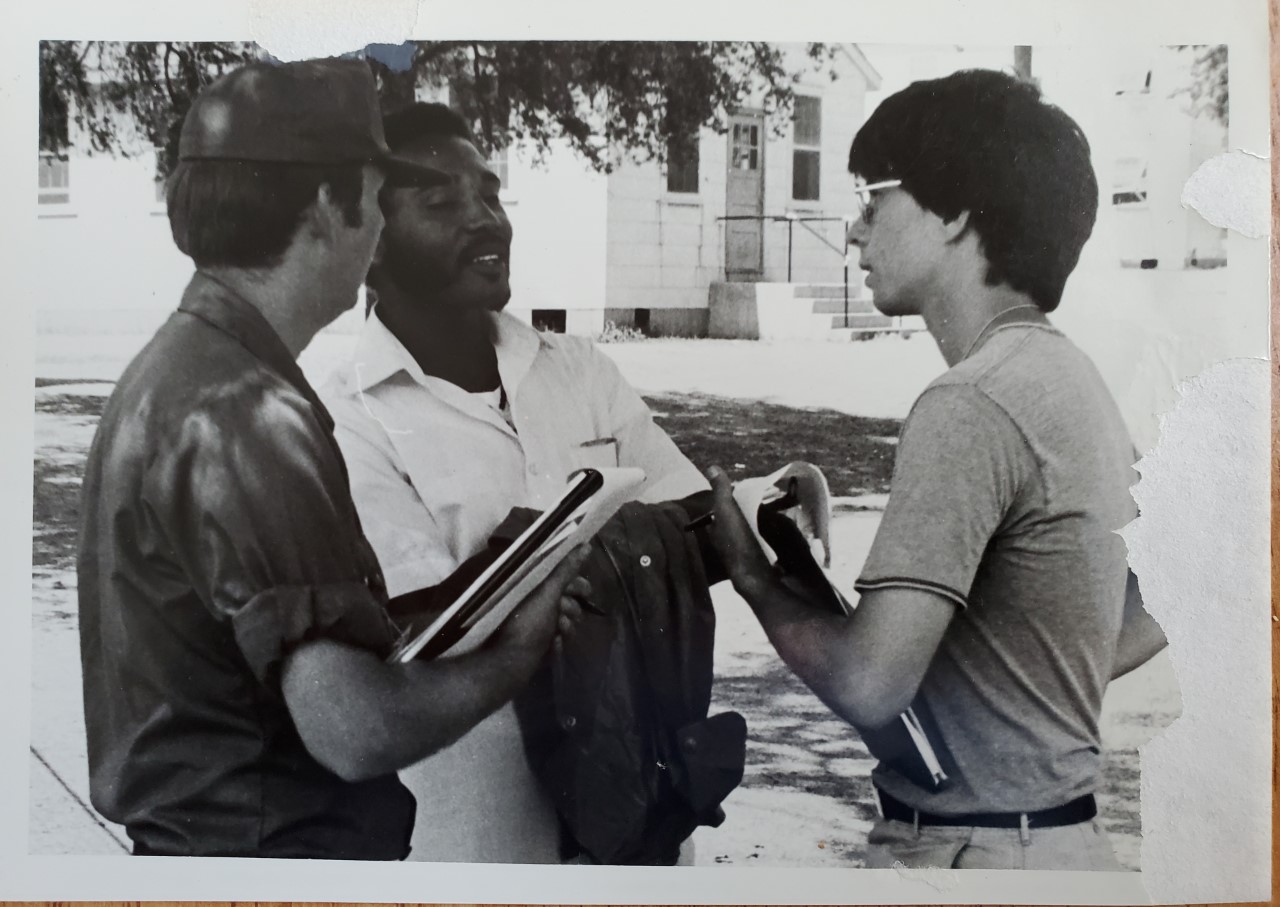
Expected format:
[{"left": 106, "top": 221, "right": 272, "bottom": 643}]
[{"left": 31, "top": 39, "right": 1221, "bottom": 872}]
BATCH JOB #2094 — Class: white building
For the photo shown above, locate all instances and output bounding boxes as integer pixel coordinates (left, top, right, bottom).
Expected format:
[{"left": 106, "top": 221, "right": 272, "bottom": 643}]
[
  {"left": 36, "top": 44, "right": 882, "bottom": 340},
  {"left": 412, "top": 43, "right": 884, "bottom": 338}
]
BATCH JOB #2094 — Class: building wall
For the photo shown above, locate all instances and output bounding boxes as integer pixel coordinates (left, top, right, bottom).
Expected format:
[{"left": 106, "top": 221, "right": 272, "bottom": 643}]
[
  {"left": 757, "top": 52, "right": 871, "bottom": 285},
  {"left": 1036, "top": 45, "right": 1228, "bottom": 270},
  {"left": 37, "top": 46, "right": 878, "bottom": 342},
  {"left": 602, "top": 44, "right": 876, "bottom": 335},
  {"left": 501, "top": 138, "right": 610, "bottom": 326},
  {"left": 602, "top": 148, "right": 726, "bottom": 319},
  {"left": 35, "top": 136, "right": 611, "bottom": 336},
  {"left": 36, "top": 152, "right": 192, "bottom": 325}
]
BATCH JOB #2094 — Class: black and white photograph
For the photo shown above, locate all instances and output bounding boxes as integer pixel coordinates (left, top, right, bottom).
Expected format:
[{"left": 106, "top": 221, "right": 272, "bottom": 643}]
[{"left": 5, "top": 0, "right": 1271, "bottom": 903}]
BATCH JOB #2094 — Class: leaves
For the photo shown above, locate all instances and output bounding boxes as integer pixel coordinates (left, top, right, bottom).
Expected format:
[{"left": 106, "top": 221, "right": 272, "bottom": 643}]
[
  {"left": 40, "top": 41, "right": 260, "bottom": 175},
  {"left": 1174, "top": 44, "right": 1228, "bottom": 126},
  {"left": 40, "top": 41, "right": 839, "bottom": 175}
]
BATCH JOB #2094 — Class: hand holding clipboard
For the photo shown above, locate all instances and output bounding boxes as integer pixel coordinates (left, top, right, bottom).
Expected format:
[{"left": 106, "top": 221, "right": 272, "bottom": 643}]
[{"left": 389, "top": 467, "right": 648, "bottom": 663}]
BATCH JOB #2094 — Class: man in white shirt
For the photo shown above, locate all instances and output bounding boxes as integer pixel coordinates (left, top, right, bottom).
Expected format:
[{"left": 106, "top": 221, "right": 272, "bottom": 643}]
[{"left": 322, "top": 103, "right": 707, "bottom": 863}]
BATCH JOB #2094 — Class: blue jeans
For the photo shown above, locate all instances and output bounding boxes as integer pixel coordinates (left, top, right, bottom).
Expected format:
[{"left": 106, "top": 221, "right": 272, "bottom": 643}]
[{"left": 864, "top": 817, "right": 1123, "bottom": 870}]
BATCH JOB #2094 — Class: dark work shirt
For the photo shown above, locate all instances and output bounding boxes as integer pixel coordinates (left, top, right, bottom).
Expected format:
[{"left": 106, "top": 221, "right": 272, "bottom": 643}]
[{"left": 76, "top": 273, "right": 416, "bottom": 859}]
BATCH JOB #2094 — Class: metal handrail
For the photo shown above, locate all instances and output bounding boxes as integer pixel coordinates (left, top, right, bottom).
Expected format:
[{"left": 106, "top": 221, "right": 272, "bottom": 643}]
[{"left": 716, "top": 213, "right": 856, "bottom": 322}]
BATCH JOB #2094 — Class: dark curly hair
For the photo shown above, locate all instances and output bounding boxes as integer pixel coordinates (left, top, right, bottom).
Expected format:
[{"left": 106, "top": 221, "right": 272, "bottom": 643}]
[
  {"left": 848, "top": 69, "right": 1098, "bottom": 312},
  {"left": 382, "top": 102, "right": 476, "bottom": 153}
]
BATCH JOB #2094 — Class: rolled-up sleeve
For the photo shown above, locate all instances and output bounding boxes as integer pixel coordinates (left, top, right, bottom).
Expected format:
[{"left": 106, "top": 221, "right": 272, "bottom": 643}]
[{"left": 143, "top": 385, "right": 401, "bottom": 683}]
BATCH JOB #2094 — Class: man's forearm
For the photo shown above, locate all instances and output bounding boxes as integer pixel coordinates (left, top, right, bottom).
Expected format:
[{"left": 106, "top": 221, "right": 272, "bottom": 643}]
[
  {"left": 730, "top": 567, "right": 960, "bottom": 730},
  {"left": 283, "top": 635, "right": 545, "bottom": 782},
  {"left": 732, "top": 573, "right": 885, "bottom": 727}
]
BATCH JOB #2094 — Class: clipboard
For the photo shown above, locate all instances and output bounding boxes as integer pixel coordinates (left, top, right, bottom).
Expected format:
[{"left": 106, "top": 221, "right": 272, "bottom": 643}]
[
  {"left": 389, "top": 466, "right": 648, "bottom": 662},
  {"left": 740, "top": 461, "right": 950, "bottom": 790}
]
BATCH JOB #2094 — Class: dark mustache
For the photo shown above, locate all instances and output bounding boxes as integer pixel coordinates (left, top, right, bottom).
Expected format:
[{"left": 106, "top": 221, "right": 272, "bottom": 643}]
[{"left": 459, "top": 230, "right": 511, "bottom": 259}]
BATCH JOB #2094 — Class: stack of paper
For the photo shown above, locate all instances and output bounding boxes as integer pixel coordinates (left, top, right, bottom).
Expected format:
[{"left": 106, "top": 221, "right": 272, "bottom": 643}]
[{"left": 389, "top": 467, "right": 647, "bottom": 662}]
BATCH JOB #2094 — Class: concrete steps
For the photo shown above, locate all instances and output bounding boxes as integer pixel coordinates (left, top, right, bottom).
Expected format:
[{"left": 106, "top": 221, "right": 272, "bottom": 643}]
[
  {"left": 708, "top": 281, "right": 927, "bottom": 341},
  {"left": 787, "top": 283, "right": 912, "bottom": 338},
  {"left": 810, "top": 297, "right": 879, "bottom": 315},
  {"left": 829, "top": 313, "right": 894, "bottom": 330}
]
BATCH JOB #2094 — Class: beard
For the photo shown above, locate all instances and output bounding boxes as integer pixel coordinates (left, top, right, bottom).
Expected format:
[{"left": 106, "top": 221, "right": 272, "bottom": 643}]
[
  {"left": 375, "top": 232, "right": 458, "bottom": 296},
  {"left": 372, "top": 233, "right": 511, "bottom": 316}
]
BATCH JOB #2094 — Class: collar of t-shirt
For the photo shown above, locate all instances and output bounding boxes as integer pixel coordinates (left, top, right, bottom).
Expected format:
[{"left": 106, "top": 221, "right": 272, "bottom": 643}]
[{"left": 965, "top": 305, "right": 1055, "bottom": 360}]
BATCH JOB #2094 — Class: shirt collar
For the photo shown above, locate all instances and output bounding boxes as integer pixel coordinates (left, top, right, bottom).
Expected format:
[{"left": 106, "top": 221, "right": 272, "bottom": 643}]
[
  {"left": 492, "top": 310, "right": 544, "bottom": 398},
  {"left": 353, "top": 305, "right": 426, "bottom": 390},
  {"left": 177, "top": 272, "right": 330, "bottom": 425},
  {"left": 964, "top": 305, "right": 1055, "bottom": 360},
  {"left": 354, "top": 306, "right": 548, "bottom": 397}
]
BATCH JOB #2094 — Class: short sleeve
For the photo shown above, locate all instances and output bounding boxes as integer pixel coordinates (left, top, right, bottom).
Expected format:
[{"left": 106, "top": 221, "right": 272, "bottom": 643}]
[
  {"left": 855, "top": 384, "right": 1035, "bottom": 608},
  {"left": 329, "top": 396, "right": 460, "bottom": 597},
  {"left": 143, "top": 386, "right": 401, "bottom": 683},
  {"left": 588, "top": 345, "right": 708, "bottom": 502}
]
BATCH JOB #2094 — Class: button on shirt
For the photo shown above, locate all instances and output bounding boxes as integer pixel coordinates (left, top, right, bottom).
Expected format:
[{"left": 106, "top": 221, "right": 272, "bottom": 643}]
[
  {"left": 77, "top": 274, "right": 416, "bottom": 859},
  {"left": 322, "top": 308, "right": 707, "bottom": 863}
]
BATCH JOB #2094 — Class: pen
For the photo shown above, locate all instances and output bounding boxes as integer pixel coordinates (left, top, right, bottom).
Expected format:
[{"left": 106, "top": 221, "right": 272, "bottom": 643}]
[
  {"left": 685, "top": 477, "right": 799, "bottom": 532},
  {"left": 568, "top": 592, "right": 607, "bottom": 616},
  {"left": 684, "top": 511, "right": 714, "bottom": 532}
]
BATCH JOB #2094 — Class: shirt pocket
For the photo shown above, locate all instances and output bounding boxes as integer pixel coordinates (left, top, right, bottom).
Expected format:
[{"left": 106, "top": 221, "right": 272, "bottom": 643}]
[{"left": 574, "top": 437, "right": 619, "bottom": 471}]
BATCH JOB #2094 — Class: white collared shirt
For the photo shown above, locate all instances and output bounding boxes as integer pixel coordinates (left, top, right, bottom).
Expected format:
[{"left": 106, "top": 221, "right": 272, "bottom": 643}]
[
  {"left": 321, "top": 308, "right": 706, "bottom": 864},
  {"left": 322, "top": 308, "right": 707, "bottom": 597}
]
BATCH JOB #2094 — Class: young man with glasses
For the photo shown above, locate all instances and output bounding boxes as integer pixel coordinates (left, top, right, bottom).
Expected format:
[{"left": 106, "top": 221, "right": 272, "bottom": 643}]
[{"left": 699, "top": 68, "right": 1166, "bottom": 870}]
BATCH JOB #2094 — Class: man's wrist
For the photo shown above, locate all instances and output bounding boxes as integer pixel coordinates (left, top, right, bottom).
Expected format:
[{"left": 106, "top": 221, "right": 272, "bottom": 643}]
[{"left": 731, "top": 565, "right": 782, "bottom": 604}]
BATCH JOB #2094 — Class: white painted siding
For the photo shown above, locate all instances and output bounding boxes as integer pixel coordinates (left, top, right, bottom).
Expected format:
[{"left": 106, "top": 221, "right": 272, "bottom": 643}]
[
  {"left": 39, "top": 45, "right": 879, "bottom": 340},
  {"left": 36, "top": 153, "right": 191, "bottom": 327},
  {"left": 603, "top": 43, "right": 876, "bottom": 325},
  {"left": 502, "top": 137, "right": 609, "bottom": 318}
]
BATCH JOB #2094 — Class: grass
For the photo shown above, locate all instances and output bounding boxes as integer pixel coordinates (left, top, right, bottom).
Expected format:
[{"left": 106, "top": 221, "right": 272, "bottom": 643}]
[
  {"left": 31, "top": 390, "right": 903, "bottom": 577},
  {"left": 32, "top": 393, "right": 105, "bottom": 573},
  {"left": 646, "top": 391, "right": 901, "bottom": 497}
]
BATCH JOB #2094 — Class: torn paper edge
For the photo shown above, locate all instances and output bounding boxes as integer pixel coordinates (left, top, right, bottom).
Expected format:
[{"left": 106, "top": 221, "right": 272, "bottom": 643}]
[
  {"left": 1181, "top": 149, "right": 1270, "bottom": 239},
  {"left": 1124, "top": 358, "right": 1271, "bottom": 904}
]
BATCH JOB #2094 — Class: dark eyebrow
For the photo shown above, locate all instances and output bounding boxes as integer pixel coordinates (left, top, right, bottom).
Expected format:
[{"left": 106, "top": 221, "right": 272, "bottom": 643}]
[{"left": 383, "top": 163, "right": 452, "bottom": 189}]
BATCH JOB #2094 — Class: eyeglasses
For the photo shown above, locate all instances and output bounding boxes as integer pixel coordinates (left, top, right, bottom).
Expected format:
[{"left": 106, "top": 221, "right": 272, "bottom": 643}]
[{"left": 852, "top": 179, "right": 902, "bottom": 225}]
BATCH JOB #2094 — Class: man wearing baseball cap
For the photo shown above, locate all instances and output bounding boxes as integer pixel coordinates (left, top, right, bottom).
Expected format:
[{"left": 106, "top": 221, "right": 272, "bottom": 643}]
[{"left": 77, "top": 58, "right": 588, "bottom": 859}]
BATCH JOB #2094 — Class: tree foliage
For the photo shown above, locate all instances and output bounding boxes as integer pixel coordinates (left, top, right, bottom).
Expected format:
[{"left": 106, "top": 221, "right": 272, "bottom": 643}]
[
  {"left": 1176, "top": 44, "right": 1228, "bottom": 126},
  {"left": 39, "top": 42, "right": 259, "bottom": 164},
  {"left": 40, "top": 41, "right": 844, "bottom": 175}
]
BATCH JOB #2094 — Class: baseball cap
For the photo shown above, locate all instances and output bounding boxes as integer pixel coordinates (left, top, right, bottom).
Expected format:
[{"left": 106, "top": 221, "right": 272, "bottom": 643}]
[{"left": 178, "top": 57, "right": 437, "bottom": 177}]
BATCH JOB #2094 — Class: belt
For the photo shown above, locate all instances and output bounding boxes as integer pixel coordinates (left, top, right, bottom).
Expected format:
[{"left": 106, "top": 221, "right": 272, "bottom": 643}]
[{"left": 876, "top": 788, "right": 1097, "bottom": 830}]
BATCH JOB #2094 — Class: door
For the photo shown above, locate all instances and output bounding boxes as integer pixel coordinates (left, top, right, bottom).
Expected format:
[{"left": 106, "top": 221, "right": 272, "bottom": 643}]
[{"left": 724, "top": 113, "right": 765, "bottom": 281}]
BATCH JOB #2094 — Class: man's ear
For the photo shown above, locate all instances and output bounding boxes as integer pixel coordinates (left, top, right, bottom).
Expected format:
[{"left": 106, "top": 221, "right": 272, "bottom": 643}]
[
  {"left": 305, "top": 183, "right": 340, "bottom": 241},
  {"left": 940, "top": 210, "right": 971, "bottom": 244}
]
